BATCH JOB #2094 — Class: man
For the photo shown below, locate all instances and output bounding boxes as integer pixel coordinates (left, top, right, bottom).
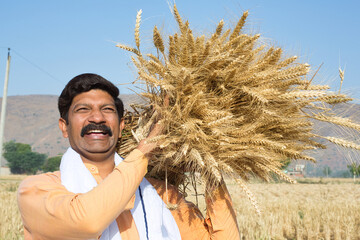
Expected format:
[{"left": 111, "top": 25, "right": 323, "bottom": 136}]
[{"left": 17, "top": 73, "right": 240, "bottom": 239}]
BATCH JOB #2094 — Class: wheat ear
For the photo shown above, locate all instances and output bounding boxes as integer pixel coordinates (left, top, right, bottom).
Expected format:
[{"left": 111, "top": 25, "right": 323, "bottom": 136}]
[
  {"left": 153, "top": 26, "right": 165, "bottom": 53},
  {"left": 324, "top": 137, "right": 360, "bottom": 150},
  {"left": 236, "top": 178, "right": 261, "bottom": 216},
  {"left": 116, "top": 43, "right": 139, "bottom": 55},
  {"left": 135, "top": 9, "right": 142, "bottom": 50}
]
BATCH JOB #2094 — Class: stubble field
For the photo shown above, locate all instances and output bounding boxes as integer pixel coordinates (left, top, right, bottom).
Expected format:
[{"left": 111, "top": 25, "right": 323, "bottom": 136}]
[
  {"left": 226, "top": 178, "right": 360, "bottom": 239},
  {"left": 1, "top": 176, "right": 359, "bottom": 240},
  {"left": 0, "top": 175, "right": 24, "bottom": 240}
]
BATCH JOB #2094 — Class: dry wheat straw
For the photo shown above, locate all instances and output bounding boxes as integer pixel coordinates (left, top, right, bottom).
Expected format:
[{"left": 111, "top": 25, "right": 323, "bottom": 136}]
[
  {"left": 339, "top": 67, "right": 345, "bottom": 93},
  {"left": 116, "top": 4, "right": 360, "bottom": 209},
  {"left": 312, "top": 114, "right": 360, "bottom": 131},
  {"left": 324, "top": 137, "right": 360, "bottom": 150},
  {"left": 230, "top": 10, "right": 249, "bottom": 40},
  {"left": 153, "top": 26, "right": 165, "bottom": 54},
  {"left": 135, "top": 9, "right": 142, "bottom": 50},
  {"left": 236, "top": 178, "right": 261, "bottom": 216},
  {"left": 116, "top": 43, "right": 139, "bottom": 55}
]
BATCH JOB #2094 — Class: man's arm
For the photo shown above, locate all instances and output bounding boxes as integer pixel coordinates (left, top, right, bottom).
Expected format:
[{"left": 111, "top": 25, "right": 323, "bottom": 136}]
[
  {"left": 18, "top": 149, "right": 147, "bottom": 239},
  {"left": 18, "top": 120, "right": 164, "bottom": 239}
]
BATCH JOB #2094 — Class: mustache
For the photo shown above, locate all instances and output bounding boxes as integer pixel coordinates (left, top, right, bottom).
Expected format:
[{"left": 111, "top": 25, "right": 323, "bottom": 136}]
[{"left": 80, "top": 124, "right": 113, "bottom": 137}]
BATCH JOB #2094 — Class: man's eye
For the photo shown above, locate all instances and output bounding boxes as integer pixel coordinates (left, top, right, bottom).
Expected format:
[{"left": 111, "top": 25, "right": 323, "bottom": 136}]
[
  {"left": 75, "top": 107, "right": 89, "bottom": 112},
  {"left": 103, "top": 107, "right": 116, "bottom": 113}
]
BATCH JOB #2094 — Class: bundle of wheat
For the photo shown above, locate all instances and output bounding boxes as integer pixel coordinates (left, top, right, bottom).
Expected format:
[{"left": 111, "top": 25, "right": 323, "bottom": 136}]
[{"left": 116, "top": 5, "right": 360, "bottom": 213}]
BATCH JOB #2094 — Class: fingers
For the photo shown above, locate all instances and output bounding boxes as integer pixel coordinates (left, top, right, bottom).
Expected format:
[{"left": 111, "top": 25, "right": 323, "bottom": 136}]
[
  {"left": 163, "top": 94, "right": 169, "bottom": 108},
  {"left": 136, "top": 93, "right": 168, "bottom": 156},
  {"left": 136, "top": 138, "right": 158, "bottom": 156},
  {"left": 147, "top": 121, "right": 164, "bottom": 139},
  {"left": 136, "top": 119, "right": 165, "bottom": 156}
]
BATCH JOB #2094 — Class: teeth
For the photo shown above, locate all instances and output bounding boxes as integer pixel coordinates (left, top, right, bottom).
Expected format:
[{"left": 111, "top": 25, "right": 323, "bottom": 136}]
[{"left": 88, "top": 130, "right": 104, "bottom": 134}]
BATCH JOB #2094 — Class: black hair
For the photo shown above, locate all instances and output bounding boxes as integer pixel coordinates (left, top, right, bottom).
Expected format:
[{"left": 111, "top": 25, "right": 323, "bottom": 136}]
[{"left": 58, "top": 73, "right": 124, "bottom": 123}]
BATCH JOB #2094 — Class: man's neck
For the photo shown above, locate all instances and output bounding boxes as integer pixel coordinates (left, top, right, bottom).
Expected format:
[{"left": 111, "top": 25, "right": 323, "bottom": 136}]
[{"left": 81, "top": 154, "right": 115, "bottom": 179}]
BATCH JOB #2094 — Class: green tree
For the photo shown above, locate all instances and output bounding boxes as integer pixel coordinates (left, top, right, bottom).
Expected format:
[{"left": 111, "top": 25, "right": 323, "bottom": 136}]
[
  {"left": 42, "top": 155, "right": 62, "bottom": 172},
  {"left": 3, "top": 141, "right": 47, "bottom": 174},
  {"left": 4, "top": 141, "right": 31, "bottom": 153},
  {"left": 347, "top": 163, "right": 360, "bottom": 177}
]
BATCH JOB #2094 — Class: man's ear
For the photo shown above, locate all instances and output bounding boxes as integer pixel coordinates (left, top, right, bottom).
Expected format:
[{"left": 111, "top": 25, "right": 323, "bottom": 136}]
[
  {"left": 59, "top": 118, "right": 69, "bottom": 138},
  {"left": 119, "top": 118, "right": 125, "bottom": 137}
]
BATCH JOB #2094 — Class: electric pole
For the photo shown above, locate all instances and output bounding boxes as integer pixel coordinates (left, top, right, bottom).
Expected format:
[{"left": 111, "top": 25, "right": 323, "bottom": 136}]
[{"left": 0, "top": 48, "right": 11, "bottom": 176}]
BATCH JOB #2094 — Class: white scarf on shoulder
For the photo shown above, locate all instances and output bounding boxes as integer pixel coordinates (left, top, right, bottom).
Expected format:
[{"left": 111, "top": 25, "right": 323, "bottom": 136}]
[{"left": 60, "top": 147, "right": 181, "bottom": 240}]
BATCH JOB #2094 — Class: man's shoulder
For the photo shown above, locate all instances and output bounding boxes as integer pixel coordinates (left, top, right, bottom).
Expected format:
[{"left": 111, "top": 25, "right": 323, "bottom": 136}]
[
  {"left": 146, "top": 177, "right": 197, "bottom": 209},
  {"left": 146, "top": 177, "right": 182, "bottom": 200},
  {"left": 19, "top": 171, "right": 62, "bottom": 191}
]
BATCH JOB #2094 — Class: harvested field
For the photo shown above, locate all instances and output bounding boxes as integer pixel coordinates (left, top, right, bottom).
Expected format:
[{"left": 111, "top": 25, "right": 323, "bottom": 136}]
[
  {"left": 187, "top": 178, "right": 360, "bottom": 239},
  {"left": 1, "top": 176, "right": 359, "bottom": 239},
  {"left": 0, "top": 175, "right": 25, "bottom": 240}
]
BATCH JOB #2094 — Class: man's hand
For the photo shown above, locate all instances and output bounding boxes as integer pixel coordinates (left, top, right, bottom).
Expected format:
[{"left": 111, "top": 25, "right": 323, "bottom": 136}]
[
  {"left": 136, "top": 121, "right": 164, "bottom": 156},
  {"left": 136, "top": 94, "right": 169, "bottom": 157}
]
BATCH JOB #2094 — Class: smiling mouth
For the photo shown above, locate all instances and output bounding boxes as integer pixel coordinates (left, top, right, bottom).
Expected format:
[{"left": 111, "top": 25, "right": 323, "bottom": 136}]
[{"left": 81, "top": 124, "right": 113, "bottom": 137}]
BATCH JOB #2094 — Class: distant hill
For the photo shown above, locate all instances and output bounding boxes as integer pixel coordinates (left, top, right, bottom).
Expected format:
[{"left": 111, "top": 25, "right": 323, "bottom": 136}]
[
  {"left": 0, "top": 94, "right": 145, "bottom": 164},
  {"left": 305, "top": 103, "right": 360, "bottom": 176},
  {"left": 1, "top": 95, "right": 359, "bottom": 175}
]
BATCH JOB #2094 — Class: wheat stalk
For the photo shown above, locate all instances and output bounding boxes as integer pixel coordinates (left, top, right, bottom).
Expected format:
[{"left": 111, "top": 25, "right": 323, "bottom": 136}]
[
  {"left": 230, "top": 11, "right": 249, "bottom": 41},
  {"left": 324, "top": 137, "right": 360, "bottom": 150},
  {"left": 339, "top": 67, "right": 345, "bottom": 93},
  {"left": 236, "top": 178, "right": 261, "bottom": 216},
  {"left": 153, "top": 26, "right": 165, "bottom": 54},
  {"left": 116, "top": 43, "right": 139, "bottom": 55},
  {"left": 135, "top": 9, "right": 142, "bottom": 50},
  {"left": 115, "top": 5, "right": 360, "bottom": 213},
  {"left": 312, "top": 113, "right": 360, "bottom": 131}
]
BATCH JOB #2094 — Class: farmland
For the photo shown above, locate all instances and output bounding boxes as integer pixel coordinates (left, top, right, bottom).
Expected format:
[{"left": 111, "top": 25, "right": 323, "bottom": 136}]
[
  {"left": 0, "top": 175, "right": 24, "bottom": 240},
  {"left": 230, "top": 178, "right": 360, "bottom": 239},
  {"left": 1, "top": 176, "right": 360, "bottom": 239}
]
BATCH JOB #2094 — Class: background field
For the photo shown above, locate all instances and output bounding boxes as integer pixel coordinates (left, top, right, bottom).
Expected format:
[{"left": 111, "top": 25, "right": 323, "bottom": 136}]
[
  {"left": 1, "top": 176, "right": 359, "bottom": 240},
  {"left": 0, "top": 175, "right": 24, "bottom": 240}
]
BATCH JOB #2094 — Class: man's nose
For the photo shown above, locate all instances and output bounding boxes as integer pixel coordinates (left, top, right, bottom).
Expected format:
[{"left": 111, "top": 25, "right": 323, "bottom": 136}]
[{"left": 88, "top": 109, "right": 106, "bottom": 124}]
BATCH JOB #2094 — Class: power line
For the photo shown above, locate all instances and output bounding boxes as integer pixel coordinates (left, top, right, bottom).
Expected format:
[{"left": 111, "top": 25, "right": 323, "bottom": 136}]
[{"left": 10, "top": 49, "right": 65, "bottom": 85}]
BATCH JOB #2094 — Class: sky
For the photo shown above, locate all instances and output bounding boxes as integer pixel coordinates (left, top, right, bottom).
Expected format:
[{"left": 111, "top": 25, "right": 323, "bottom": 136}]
[{"left": 0, "top": 0, "right": 359, "bottom": 101}]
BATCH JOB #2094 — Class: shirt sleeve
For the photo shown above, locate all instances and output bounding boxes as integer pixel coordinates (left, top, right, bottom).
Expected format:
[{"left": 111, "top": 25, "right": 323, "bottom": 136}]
[
  {"left": 17, "top": 149, "right": 147, "bottom": 239},
  {"left": 147, "top": 178, "right": 240, "bottom": 240}
]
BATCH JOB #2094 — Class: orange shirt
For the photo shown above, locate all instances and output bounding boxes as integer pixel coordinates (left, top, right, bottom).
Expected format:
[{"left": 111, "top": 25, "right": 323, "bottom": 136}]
[{"left": 17, "top": 149, "right": 239, "bottom": 239}]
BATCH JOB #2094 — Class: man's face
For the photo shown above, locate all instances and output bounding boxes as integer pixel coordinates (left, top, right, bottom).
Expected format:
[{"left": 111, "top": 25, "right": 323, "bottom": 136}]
[{"left": 59, "top": 89, "right": 124, "bottom": 161}]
